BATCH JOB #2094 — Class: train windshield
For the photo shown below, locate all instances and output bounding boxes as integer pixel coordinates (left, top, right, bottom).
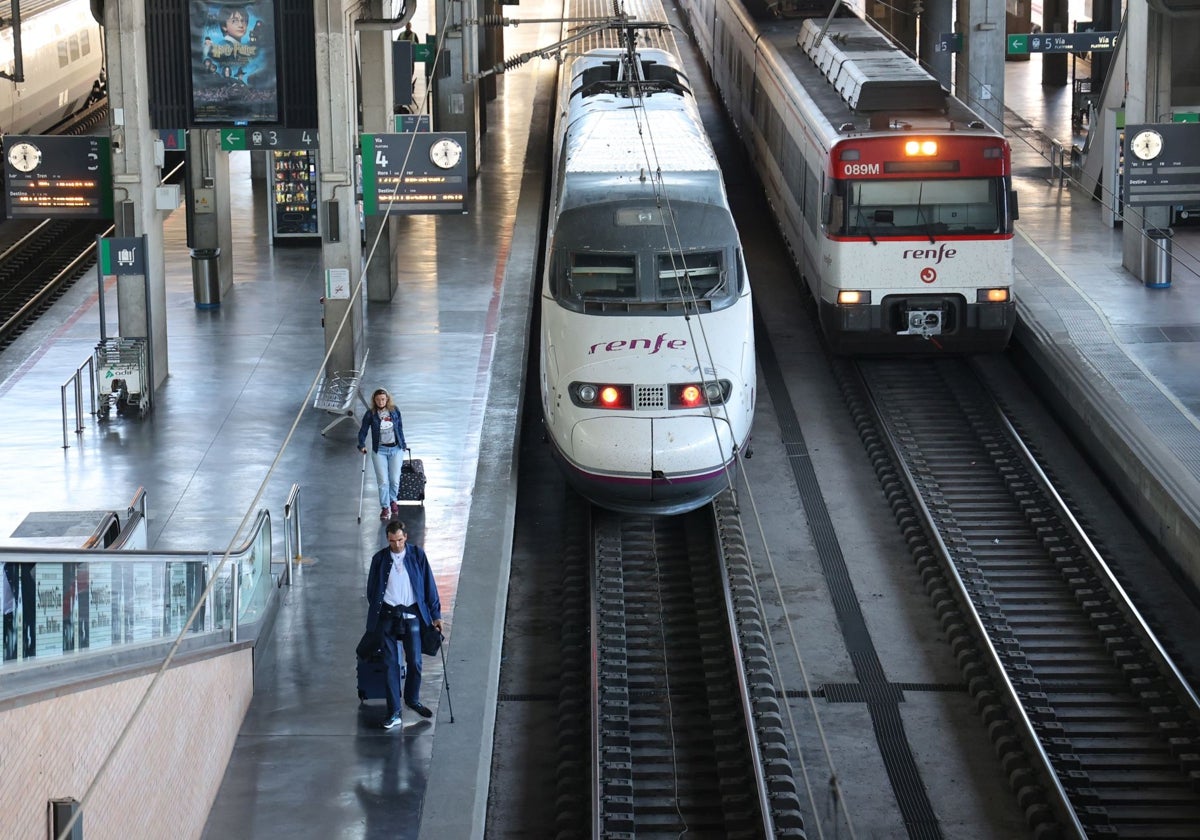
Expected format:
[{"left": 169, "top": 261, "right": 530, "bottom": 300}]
[
  {"left": 556, "top": 249, "right": 733, "bottom": 312},
  {"left": 833, "top": 177, "right": 1006, "bottom": 237},
  {"left": 656, "top": 252, "right": 724, "bottom": 300}
]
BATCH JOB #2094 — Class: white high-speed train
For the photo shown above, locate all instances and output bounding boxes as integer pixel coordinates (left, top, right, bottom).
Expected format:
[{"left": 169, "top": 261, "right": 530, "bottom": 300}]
[
  {"left": 539, "top": 0, "right": 756, "bottom": 515},
  {"left": 0, "top": 0, "right": 106, "bottom": 137},
  {"left": 679, "top": 0, "right": 1018, "bottom": 353}
]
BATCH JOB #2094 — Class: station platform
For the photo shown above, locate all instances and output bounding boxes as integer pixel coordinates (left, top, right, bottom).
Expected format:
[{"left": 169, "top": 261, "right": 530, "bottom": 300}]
[{"left": 2, "top": 23, "right": 1199, "bottom": 840}]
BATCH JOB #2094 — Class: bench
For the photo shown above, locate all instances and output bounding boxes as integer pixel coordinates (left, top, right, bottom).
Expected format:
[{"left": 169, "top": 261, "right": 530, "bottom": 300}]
[{"left": 314, "top": 349, "right": 371, "bottom": 435}]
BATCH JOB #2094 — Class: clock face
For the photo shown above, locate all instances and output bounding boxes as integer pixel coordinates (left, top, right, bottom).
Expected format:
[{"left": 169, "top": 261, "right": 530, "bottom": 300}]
[
  {"left": 7, "top": 141, "right": 42, "bottom": 173},
  {"left": 1130, "top": 129, "right": 1163, "bottom": 162},
  {"left": 429, "top": 137, "right": 462, "bottom": 170}
]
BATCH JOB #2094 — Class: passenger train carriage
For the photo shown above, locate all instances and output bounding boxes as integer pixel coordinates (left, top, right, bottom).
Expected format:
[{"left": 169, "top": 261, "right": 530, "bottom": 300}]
[
  {"left": 0, "top": 0, "right": 106, "bottom": 137},
  {"left": 539, "top": 0, "right": 755, "bottom": 515},
  {"left": 679, "top": 1, "right": 1018, "bottom": 353}
]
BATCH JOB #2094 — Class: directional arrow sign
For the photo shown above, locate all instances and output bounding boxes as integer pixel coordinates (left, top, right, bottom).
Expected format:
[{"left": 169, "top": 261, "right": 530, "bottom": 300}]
[
  {"left": 1008, "top": 35, "right": 1028, "bottom": 55},
  {"left": 220, "top": 129, "right": 247, "bottom": 151}
]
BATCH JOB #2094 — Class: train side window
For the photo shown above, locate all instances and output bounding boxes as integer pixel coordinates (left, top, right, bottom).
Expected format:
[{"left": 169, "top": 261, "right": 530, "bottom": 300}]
[
  {"left": 70, "top": 36, "right": 81, "bottom": 62},
  {"left": 567, "top": 253, "right": 637, "bottom": 300},
  {"left": 58, "top": 41, "right": 70, "bottom": 68},
  {"left": 656, "top": 252, "right": 724, "bottom": 300},
  {"left": 80, "top": 30, "right": 91, "bottom": 56}
]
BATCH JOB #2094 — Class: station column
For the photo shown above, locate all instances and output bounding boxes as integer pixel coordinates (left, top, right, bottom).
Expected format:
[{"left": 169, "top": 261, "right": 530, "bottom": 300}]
[
  {"left": 955, "top": 0, "right": 1006, "bottom": 131},
  {"left": 314, "top": 0, "right": 366, "bottom": 376},
  {"left": 360, "top": 0, "right": 398, "bottom": 302},
  {"left": 433, "top": 0, "right": 481, "bottom": 175},
  {"left": 102, "top": 0, "right": 169, "bottom": 389},
  {"left": 1120, "top": 0, "right": 1173, "bottom": 275}
]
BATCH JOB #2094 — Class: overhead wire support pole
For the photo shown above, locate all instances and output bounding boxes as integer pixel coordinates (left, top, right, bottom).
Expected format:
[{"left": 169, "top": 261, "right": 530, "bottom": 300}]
[{"left": 472, "top": 16, "right": 670, "bottom": 80}]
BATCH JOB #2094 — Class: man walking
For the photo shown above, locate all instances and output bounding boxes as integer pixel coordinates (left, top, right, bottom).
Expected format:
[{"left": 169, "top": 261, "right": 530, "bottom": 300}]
[{"left": 366, "top": 520, "right": 444, "bottom": 729}]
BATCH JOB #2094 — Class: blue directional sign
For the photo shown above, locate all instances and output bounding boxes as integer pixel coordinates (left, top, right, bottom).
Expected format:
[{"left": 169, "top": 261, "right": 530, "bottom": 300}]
[{"left": 1008, "top": 31, "right": 1119, "bottom": 54}]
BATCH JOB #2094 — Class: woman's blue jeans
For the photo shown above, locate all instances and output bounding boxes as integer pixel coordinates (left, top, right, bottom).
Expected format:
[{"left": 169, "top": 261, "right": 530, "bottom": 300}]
[{"left": 371, "top": 445, "right": 402, "bottom": 507}]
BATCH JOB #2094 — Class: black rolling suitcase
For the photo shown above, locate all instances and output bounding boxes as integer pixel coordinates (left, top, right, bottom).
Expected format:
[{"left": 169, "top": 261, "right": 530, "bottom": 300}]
[
  {"left": 398, "top": 447, "right": 426, "bottom": 505},
  {"left": 357, "top": 652, "right": 388, "bottom": 703}
]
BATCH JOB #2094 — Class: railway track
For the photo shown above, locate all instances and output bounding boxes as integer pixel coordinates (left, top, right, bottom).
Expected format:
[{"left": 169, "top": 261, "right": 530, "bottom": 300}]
[
  {"left": 840, "top": 356, "right": 1200, "bottom": 839},
  {"left": 554, "top": 495, "right": 806, "bottom": 838},
  {"left": 0, "top": 219, "right": 113, "bottom": 350}
]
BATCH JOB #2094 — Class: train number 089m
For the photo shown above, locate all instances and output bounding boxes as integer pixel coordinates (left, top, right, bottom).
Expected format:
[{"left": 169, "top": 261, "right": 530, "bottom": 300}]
[{"left": 842, "top": 163, "right": 881, "bottom": 176}]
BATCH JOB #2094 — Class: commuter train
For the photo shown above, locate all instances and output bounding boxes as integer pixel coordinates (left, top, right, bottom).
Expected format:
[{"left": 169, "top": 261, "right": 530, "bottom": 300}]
[
  {"left": 0, "top": 0, "right": 106, "bottom": 137},
  {"left": 678, "top": 0, "right": 1018, "bottom": 353},
  {"left": 539, "top": 0, "right": 756, "bottom": 515}
]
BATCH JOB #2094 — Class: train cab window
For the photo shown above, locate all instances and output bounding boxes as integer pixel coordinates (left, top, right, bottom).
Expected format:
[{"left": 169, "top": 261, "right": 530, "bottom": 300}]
[
  {"left": 566, "top": 253, "right": 637, "bottom": 300},
  {"left": 656, "top": 252, "right": 724, "bottom": 300},
  {"left": 842, "top": 178, "right": 1004, "bottom": 236}
]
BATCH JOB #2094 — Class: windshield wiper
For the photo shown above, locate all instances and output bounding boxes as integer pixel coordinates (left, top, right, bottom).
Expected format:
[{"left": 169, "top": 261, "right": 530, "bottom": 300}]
[
  {"left": 916, "top": 183, "right": 935, "bottom": 243},
  {"left": 855, "top": 206, "right": 878, "bottom": 245}
]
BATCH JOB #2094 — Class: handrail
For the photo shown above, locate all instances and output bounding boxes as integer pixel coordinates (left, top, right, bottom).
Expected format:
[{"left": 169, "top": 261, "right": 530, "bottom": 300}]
[
  {"left": 59, "top": 356, "right": 96, "bottom": 448},
  {"left": 0, "top": 509, "right": 273, "bottom": 667},
  {"left": 282, "top": 483, "right": 302, "bottom": 586}
]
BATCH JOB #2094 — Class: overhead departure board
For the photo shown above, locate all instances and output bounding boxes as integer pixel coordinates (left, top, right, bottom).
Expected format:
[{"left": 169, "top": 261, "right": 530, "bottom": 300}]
[
  {"left": 3, "top": 136, "right": 113, "bottom": 219},
  {"left": 360, "top": 132, "right": 468, "bottom": 215}
]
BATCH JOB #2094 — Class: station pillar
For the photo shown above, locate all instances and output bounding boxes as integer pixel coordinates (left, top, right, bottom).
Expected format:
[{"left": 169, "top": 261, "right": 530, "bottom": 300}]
[
  {"left": 102, "top": 0, "right": 170, "bottom": 390},
  {"left": 1121, "top": 0, "right": 1174, "bottom": 281},
  {"left": 360, "top": 0, "right": 398, "bottom": 302},
  {"left": 433, "top": 0, "right": 481, "bottom": 176},
  {"left": 185, "top": 130, "right": 234, "bottom": 305},
  {"left": 314, "top": 0, "right": 366, "bottom": 377},
  {"left": 955, "top": 0, "right": 1006, "bottom": 131}
]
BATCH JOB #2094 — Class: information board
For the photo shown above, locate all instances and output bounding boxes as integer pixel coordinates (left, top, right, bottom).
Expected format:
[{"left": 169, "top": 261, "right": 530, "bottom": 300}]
[
  {"left": 360, "top": 132, "right": 468, "bottom": 215},
  {"left": 3, "top": 136, "right": 113, "bottom": 219},
  {"left": 1124, "top": 122, "right": 1200, "bottom": 207},
  {"left": 1007, "top": 31, "right": 1119, "bottom": 54},
  {"left": 221, "top": 127, "right": 318, "bottom": 151}
]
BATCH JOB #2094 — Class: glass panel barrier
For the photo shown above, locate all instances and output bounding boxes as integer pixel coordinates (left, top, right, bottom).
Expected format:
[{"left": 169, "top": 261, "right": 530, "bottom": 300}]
[{"left": 1, "top": 510, "right": 272, "bottom": 668}]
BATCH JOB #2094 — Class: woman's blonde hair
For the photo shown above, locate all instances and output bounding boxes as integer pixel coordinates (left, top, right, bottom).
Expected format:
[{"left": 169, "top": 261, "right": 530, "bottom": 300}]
[{"left": 371, "top": 388, "right": 396, "bottom": 412}]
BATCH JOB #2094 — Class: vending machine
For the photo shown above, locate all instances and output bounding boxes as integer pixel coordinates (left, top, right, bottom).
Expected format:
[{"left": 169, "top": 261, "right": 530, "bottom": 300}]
[{"left": 269, "top": 150, "right": 320, "bottom": 241}]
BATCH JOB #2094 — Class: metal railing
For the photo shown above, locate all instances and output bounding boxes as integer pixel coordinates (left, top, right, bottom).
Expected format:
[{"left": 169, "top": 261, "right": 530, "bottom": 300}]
[
  {"left": 282, "top": 483, "right": 303, "bottom": 586},
  {"left": 59, "top": 356, "right": 96, "bottom": 448},
  {"left": 1, "top": 510, "right": 273, "bottom": 668}
]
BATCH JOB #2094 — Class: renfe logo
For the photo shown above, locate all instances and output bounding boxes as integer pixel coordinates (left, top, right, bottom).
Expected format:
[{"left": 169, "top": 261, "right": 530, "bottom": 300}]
[
  {"left": 902, "top": 243, "right": 958, "bottom": 264},
  {"left": 589, "top": 333, "right": 687, "bottom": 355}
]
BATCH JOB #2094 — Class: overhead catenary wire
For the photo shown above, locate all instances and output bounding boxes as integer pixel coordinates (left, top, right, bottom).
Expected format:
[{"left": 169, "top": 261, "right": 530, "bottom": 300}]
[{"left": 55, "top": 8, "right": 461, "bottom": 840}]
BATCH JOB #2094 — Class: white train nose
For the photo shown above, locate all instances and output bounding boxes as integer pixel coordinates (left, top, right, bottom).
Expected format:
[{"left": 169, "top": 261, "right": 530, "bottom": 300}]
[{"left": 571, "top": 415, "right": 735, "bottom": 477}]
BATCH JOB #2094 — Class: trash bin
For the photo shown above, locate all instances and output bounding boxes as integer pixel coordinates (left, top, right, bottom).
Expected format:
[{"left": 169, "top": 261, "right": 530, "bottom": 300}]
[
  {"left": 190, "top": 247, "right": 221, "bottom": 308},
  {"left": 1141, "top": 228, "right": 1172, "bottom": 289}
]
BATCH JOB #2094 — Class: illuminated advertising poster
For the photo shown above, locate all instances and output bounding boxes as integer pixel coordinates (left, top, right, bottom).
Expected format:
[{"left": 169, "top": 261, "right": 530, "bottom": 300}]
[
  {"left": 168, "top": 564, "right": 189, "bottom": 635},
  {"left": 89, "top": 564, "right": 113, "bottom": 650},
  {"left": 190, "top": 1, "right": 278, "bottom": 124},
  {"left": 33, "top": 565, "right": 64, "bottom": 658}
]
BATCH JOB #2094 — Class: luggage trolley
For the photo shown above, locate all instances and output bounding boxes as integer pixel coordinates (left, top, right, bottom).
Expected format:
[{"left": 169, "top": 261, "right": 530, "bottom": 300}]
[{"left": 94, "top": 337, "right": 149, "bottom": 419}]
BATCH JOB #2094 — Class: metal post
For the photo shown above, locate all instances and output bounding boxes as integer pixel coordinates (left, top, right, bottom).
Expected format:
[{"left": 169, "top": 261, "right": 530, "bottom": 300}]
[
  {"left": 82, "top": 356, "right": 96, "bottom": 415},
  {"left": 230, "top": 552, "right": 240, "bottom": 644},
  {"left": 73, "top": 370, "right": 84, "bottom": 434},
  {"left": 61, "top": 382, "right": 71, "bottom": 449}
]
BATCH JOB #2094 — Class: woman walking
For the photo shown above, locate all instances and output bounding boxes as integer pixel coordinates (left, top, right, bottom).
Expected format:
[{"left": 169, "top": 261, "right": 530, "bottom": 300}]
[{"left": 358, "top": 388, "right": 407, "bottom": 520}]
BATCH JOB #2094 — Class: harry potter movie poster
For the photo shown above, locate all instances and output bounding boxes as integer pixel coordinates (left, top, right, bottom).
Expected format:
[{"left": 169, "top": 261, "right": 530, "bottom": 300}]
[{"left": 190, "top": 1, "right": 278, "bottom": 124}]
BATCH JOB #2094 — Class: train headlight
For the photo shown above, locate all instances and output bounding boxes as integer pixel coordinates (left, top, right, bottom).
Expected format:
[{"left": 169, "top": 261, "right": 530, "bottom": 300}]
[
  {"left": 837, "top": 290, "right": 871, "bottom": 305},
  {"left": 904, "top": 140, "right": 938, "bottom": 156},
  {"left": 569, "top": 382, "right": 632, "bottom": 409},
  {"left": 669, "top": 380, "right": 731, "bottom": 408},
  {"left": 977, "top": 288, "right": 1010, "bottom": 303}
]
